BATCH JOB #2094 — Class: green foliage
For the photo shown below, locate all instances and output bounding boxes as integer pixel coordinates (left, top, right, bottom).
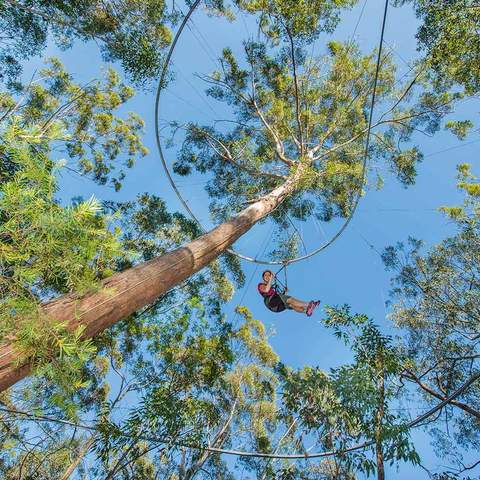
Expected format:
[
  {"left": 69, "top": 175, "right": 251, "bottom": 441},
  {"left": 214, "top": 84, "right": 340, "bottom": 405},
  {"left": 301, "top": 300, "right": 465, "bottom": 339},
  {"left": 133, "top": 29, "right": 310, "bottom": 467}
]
[
  {"left": 439, "top": 163, "right": 480, "bottom": 225},
  {"left": 399, "top": 0, "right": 480, "bottom": 94},
  {"left": 0, "top": 59, "right": 153, "bottom": 398},
  {"left": 172, "top": 33, "right": 458, "bottom": 259},
  {"left": 0, "top": 121, "right": 122, "bottom": 389},
  {"left": 1, "top": 58, "right": 148, "bottom": 190},
  {"left": 1, "top": 3, "right": 477, "bottom": 477},
  {"left": 384, "top": 166, "right": 480, "bottom": 460},
  {"left": 235, "top": 0, "right": 357, "bottom": 42},
  {"left": 445, "top": 120, "right": 474, "bottom": 140},
  {"left": 93, "top": 306, "right": 279, "bottom": 478},
  {"left": 0, "top": 0, "right": 174, "bottom": 86},
  {"left": 274, "top": 309, "right": 419, "bottom": 479},
  {"left": 235, "top": 305, "right": 279, "bottom": 367},
  {"left": 0, "top": 432, "right": 90, "bottom": 480}
]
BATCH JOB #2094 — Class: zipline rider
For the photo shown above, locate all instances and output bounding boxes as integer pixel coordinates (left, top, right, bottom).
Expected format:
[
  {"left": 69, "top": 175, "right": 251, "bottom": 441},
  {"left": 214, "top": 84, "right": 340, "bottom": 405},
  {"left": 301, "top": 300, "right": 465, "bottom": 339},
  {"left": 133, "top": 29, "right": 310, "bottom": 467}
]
[{"left": 258, "top": 270, "right": 320, "bottom": 316}]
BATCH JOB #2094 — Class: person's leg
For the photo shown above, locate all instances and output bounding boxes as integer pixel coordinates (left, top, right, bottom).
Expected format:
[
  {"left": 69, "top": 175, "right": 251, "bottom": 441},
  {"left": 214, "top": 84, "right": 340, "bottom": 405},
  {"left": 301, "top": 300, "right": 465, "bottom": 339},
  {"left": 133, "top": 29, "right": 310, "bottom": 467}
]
[{"left": 286, "top": 297, "right": 309, "bottom": 313}]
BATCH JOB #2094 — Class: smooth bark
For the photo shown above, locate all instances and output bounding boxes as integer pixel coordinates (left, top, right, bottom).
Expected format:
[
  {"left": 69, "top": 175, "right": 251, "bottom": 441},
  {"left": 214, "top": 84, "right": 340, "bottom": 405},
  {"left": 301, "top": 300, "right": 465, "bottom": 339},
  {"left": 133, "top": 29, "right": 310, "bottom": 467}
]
[
  {"left": 60, "top": 436, "right": 95, "bottom": 480},
  {"left": 375, "top": 368, "right": 385, "bottom": 480}
]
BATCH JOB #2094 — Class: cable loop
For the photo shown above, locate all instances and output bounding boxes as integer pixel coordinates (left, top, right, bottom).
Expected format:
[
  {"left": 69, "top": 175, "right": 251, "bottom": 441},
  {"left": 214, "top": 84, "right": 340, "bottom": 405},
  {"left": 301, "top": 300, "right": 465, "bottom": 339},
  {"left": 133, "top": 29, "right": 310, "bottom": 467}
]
[{"left": 154, "top": 0, "right": 387, "bottom": 265}]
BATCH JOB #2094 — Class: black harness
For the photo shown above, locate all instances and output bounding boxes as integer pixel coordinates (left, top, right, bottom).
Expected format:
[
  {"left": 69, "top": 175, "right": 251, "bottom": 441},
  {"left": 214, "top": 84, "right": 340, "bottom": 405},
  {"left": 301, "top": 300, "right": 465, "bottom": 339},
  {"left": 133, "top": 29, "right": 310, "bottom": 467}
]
[{"left": 263, "top": 280, "right": 288, "bottom": 313}]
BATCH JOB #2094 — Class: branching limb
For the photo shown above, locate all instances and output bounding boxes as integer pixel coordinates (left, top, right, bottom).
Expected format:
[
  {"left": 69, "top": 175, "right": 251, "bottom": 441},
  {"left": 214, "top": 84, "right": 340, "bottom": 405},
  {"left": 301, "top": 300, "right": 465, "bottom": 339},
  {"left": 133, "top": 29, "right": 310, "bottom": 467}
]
[
  {"left": 284, "top": 26, "right": 304, "bottom": 157},
  {"left": 199, "top": 73, "right": 294, "bottom": 166},
  {"left": 183, "top": 397, "right": 239, "bottom": 480},
  {"left": 249, "top": 96, "right": 294, "bottom": 166},
  {"left": 378, "top": 70, "right": 423, "bottom": 123},
  {"left": 198, "top": 127, "right": 287, "bottom": 180},
  {"left": 403, "top": 369, "right": 480, "bottom": 420}
]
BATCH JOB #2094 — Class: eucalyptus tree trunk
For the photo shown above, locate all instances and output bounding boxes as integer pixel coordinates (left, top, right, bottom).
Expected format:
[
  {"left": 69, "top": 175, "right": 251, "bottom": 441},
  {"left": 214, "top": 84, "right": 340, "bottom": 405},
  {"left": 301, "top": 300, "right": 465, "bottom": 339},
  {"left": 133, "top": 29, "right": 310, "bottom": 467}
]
[
  {"left": 375, "top": 367, "right": 386, "bottom": 480},
  {"left": 59, "top": 436, "right": 96, "bottom": 480},
  {"left": 0, "top": 169, "right": 304, "bottom": 392}
]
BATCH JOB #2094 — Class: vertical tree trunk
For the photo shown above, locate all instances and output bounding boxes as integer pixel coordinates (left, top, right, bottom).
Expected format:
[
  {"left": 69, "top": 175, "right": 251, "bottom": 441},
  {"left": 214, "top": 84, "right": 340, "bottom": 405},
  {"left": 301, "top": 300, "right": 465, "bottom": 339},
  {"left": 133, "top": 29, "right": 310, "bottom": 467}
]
[
  {"left": 375, "top": 432, "right": 385, "bottom": 480},
  {"left": 375, "top": 367, "right": 386, "bottom": 480},
  {"left": 0, "top": 172, "right": 303, "bottom": 392}
]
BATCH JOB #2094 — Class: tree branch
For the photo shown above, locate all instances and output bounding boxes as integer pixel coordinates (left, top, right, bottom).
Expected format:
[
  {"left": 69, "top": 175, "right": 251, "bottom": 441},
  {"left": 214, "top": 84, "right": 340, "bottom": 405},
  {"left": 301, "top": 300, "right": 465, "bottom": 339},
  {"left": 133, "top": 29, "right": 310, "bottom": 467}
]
[
  {"left": 403, "top": 370, "right": 480, "bottom": 420},
  {"left": 198, "top": 127, "right": 287, "bottom": 180}
]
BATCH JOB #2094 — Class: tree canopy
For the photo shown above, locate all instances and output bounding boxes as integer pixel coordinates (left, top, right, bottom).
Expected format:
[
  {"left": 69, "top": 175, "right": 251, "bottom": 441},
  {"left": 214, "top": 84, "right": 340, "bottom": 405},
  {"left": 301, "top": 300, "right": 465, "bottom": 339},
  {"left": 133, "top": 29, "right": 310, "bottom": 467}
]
[
  {"left": 171, "top": 34, "right": 462, "bottom": 259},
  {"left": 0, "top": 1, "right": 479, "bottom": 479},
  {"left": 398, "top": 0, "right": 480, "bottom": 94}
]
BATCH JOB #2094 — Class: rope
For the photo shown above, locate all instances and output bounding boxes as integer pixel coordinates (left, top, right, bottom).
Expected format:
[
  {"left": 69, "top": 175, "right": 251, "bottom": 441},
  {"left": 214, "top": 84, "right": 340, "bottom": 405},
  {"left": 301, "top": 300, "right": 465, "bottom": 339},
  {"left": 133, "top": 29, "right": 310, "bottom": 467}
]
[
  {"left": 1, "top": 370, "right": 478, "bottom": 460},
  {"left": 154, "top": 0, "right": 390, "bottom": 266}
]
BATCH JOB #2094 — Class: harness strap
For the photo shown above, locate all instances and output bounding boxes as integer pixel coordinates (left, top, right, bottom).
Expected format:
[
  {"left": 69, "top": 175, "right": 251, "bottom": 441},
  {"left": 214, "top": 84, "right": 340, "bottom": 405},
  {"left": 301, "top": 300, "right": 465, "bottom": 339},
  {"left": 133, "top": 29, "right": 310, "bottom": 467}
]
[{"left": 274, "top": 262, "right": 289, "bottom": 293}]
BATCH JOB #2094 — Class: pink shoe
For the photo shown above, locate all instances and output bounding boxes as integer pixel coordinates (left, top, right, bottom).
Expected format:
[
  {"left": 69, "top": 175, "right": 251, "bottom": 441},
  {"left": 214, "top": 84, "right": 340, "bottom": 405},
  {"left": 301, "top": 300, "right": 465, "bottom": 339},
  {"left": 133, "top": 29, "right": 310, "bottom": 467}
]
[{"left": 306, "top": 300, "right": 320, "bottom": 317}]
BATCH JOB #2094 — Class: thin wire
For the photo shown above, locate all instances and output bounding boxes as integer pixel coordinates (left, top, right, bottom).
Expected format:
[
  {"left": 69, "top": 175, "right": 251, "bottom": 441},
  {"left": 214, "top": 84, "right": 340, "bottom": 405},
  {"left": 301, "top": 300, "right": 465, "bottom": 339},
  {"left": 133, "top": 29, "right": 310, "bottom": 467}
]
[
  {"left": 231, "top": 224, "right": 275, "bottom": 331},
  {"left": 164, "top": 87, "right": 209, "bottom": 117},
  {"left": 177, "top": 69, "right": 219, "bottom": 117},
  {"left": 349, "top": 0, "right": 368, "bottom": 45},
  {"left": 1, "top": 370, "right": 477, "bottom": 460},
  {"left": 154, "top": 0, "right": 391, "bottom": 266},
  {"left": 424, "top": 137, "right": 480, "bottom": 158},
  {"left": 188, "top": 18, "right": 223, "bottom": 69}
]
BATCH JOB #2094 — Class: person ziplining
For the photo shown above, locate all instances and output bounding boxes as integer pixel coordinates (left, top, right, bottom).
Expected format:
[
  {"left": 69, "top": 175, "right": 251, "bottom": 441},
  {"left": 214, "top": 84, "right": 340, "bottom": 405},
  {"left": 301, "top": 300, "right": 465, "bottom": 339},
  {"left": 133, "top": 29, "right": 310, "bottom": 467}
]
[{"left": 258, "top": 270, "right": 320, "bottom": 316}]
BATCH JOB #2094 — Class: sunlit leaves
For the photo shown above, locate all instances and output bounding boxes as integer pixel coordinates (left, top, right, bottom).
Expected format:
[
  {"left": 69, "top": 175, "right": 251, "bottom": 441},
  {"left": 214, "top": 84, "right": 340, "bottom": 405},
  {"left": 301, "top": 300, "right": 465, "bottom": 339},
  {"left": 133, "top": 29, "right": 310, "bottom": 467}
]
[
  {"left": 401, "top": 0, "right": 480, "bottom": 94},
  {"left": 1, "top": 58, "right": 148, "bottom": 190},
  {"left": 235, "top": 0, "right": 357, "bottom": 42},
  {"left": 0, "top": 0, "right": 175, "bottom": 86}
]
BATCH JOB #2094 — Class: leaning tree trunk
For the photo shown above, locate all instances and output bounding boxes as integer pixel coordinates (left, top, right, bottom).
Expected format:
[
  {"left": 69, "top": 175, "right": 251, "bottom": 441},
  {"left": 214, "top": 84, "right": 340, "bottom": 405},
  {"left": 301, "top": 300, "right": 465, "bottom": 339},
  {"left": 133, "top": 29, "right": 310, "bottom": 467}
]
[
  {"left": 60, "top": 435, "right": 96, "bottom": 480},
  {"left": 0, "top": 171, "right": 303, "bottom": 392}
]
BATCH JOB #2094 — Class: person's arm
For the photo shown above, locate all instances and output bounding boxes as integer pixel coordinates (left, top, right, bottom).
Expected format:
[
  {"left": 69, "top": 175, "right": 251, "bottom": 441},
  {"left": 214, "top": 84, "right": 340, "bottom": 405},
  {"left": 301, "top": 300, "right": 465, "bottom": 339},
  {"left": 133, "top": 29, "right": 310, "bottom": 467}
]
[{"left": 259, "top": 274, "right": 274, "bottom": 294}]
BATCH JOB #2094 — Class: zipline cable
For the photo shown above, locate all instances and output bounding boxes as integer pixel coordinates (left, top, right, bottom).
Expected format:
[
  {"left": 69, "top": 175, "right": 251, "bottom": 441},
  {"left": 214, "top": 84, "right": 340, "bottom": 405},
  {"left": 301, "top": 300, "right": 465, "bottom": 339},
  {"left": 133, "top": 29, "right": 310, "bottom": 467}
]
[
  {"left": 154, "top": 0, "right": 390, "bottom": 266},
  {"left": 1, "top": 370, "right": 478, "bottom": 460}
]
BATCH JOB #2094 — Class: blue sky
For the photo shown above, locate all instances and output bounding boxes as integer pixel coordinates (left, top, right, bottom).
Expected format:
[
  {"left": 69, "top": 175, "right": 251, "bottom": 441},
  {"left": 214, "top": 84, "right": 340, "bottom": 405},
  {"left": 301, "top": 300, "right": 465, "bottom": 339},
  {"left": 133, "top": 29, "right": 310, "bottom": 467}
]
[{"left": 36, "top": 0, "right": 480, "bottom": 477}]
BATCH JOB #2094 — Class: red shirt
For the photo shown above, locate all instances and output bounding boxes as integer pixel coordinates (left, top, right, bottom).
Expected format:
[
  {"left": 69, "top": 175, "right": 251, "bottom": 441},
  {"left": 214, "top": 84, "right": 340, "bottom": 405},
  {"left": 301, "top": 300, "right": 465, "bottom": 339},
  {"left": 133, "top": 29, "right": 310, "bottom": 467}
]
[{"left": 258, "top": 283, "right": 276, "bottom": 298}]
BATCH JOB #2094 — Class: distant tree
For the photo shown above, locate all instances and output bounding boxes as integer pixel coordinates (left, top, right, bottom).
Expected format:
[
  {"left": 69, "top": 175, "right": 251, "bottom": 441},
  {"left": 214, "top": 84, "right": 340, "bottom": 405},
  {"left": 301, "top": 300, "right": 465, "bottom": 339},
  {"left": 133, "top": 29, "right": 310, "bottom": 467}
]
[
  {"left": 0, "top": 0, "right": 178, "bottom": 86},
  {"left": 0, "top": 58, "right": 148, "bottom": 189},
  {"left": 271, "top": 307, "right": 419, "bottom": 480},
  {"left": 89, "top": 306, "right": 278, "bottom": 480},
  {"left": 397, "top": 0, "right": 480, "bottom": 94},
  {"left": 383, "top": 164, "right": 480, "bottom": 468}
]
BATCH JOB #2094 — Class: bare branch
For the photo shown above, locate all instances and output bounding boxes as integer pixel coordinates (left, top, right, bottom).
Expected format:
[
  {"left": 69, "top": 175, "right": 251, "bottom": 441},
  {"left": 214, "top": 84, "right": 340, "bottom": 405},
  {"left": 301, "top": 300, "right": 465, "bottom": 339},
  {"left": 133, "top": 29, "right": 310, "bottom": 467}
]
[
  {"left": 403, "top": 370, "right": 480, "bottom": 420},
  {"left": 198, "top": 127, "right": 287, "bottom": 180},
  {"left": 284, "top": 26, "right": 304, "bottom": 157}
]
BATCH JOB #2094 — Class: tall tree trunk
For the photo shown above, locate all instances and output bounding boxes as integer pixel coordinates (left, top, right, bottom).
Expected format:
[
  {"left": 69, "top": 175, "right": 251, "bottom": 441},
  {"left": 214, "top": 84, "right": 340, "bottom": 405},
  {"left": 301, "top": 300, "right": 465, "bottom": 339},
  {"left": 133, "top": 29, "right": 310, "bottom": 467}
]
[
  {"left": 0, "top": 171, "right": 303, "bottom": 392},
  {"left": 375, "top": 427, "right": 385, "bottom": 480},
  {"left": 375, "top": 367, "right": 386, "bottom": 480},
  {"left": 60, "top": 435, "right": 95, "bottom": 480}
]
